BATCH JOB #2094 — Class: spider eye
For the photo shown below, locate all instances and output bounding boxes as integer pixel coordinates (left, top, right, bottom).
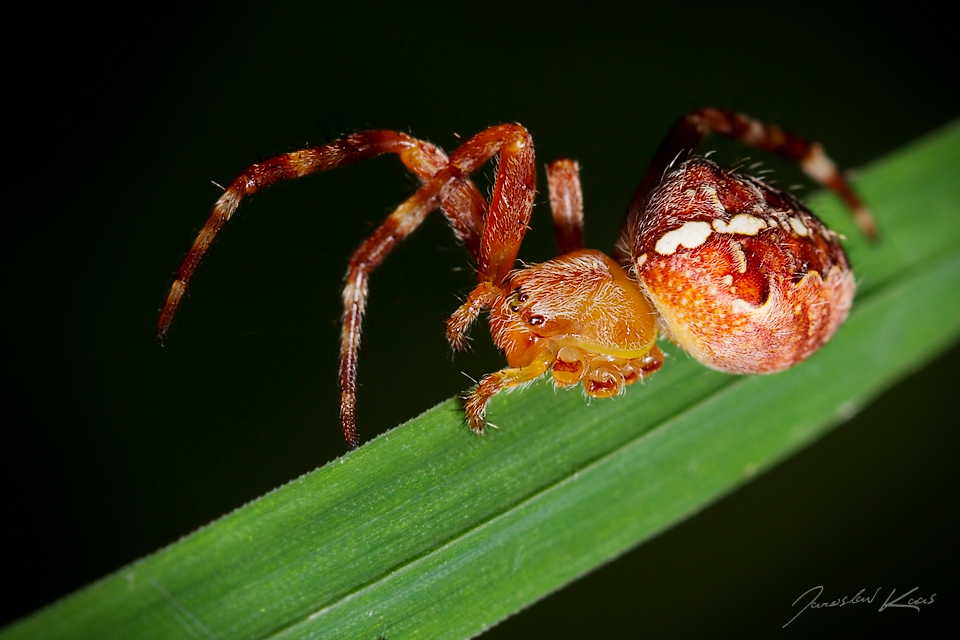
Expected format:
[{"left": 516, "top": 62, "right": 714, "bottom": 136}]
[{"left": 507, "top": 289, "right": 525, "bottom": 314}]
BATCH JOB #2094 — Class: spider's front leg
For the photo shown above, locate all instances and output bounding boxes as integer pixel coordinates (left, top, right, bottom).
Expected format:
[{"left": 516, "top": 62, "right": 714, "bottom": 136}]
[
  {"left": 159, "top": 129, "right": 489, "bottom": 449},
  {"left": 342, "top": 124, "right": 536, "bottom": 446},
  {"left": 158, "top": 130, "right": 487, "bottom": 344},
  {"left": 444, "top": 126, "right": 538, "bottom": 350},
  {"left": 462, "top": 355, "right": 555, "bottom": 432}
]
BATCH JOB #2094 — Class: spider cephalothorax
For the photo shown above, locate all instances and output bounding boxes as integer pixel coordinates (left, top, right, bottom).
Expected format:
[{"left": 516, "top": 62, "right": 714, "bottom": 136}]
[
  {"left": 159, "top": 110, "right": 873, "bottom": 448},
  {"left": 463, "top": 250, "right": 665, "bottom": 428}
]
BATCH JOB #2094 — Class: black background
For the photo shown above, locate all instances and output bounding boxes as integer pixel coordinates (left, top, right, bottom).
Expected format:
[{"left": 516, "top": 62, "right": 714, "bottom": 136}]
[{"left": 7, "top": 1, "right": 957, "bottom": 636}]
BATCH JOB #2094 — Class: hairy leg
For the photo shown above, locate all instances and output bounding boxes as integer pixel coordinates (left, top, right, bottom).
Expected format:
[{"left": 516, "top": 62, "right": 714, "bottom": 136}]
[
  {"left": 157, "top": 131, "right": 486, "bottom": 344},
  {"left": 620, "top": 108, "right": 876, "bottom": 262},
  {"left": 463, "top": 354, "right": 553, "bottom": 433},
  {"left": 445, "top": 124, "right": 538, "bottom": 351},
  {"left": 546, "top": 159, "right": 585, "bottom": 254},
  {"left": 344, "top": 124, "right": 536, "bottom": 446}
]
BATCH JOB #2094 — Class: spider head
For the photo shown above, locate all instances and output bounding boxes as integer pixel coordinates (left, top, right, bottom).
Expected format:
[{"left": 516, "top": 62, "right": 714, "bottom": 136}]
[
  {"left": 487, "top": 281, "right": 550, "bottom": 369},
  {"left": 487, "top": 250, "right": 659, "bottom": 370}
]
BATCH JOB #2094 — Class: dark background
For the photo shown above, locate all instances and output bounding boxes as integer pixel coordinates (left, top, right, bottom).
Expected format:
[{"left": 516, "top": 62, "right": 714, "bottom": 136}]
[{"left": 8, "top": 1, "right": 957, "bottom": 636}]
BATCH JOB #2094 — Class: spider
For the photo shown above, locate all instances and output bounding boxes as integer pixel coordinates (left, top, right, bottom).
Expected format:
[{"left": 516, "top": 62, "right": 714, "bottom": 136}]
[{"left": 158, "top": 109, "right": 875, "bottom": 449}]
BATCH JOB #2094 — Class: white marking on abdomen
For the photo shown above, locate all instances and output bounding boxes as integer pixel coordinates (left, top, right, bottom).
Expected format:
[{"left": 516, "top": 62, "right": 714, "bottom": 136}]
[
  {"left": 712, "top": 213, "right": 767, "bottom": 235},
  {"left": 655, "top": 221, "right": 712, "bottom": 255}
]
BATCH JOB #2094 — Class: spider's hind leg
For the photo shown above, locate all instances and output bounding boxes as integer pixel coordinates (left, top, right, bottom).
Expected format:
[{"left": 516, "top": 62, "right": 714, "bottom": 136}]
[{"left": 620, "top": 108, "right": 876, "bottom": 261}]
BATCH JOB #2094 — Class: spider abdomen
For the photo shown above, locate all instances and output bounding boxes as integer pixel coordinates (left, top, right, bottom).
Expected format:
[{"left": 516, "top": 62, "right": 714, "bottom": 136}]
[{"left": 629, "top": 158, "right": 854, "bottom": 373}]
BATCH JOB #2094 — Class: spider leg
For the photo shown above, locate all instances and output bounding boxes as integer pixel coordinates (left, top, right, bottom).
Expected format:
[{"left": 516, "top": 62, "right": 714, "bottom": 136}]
[
  {"left": 546, "top": 159, "right": 585, "bottom": 254},
  {"left": 343, "top": 124, "right": 535, "bottom": 447},
  {"left": 620, "top": 109, "right": 876, "bottom": 258},
  {"left": 157, "top": 131, "right": 486, "bottom": 344},
  {"left": 463, "top": 354, "right": 554, "bottom": 433},
  {"left": 470, "top": 125, "right": 538, "bottom": 285},
  {"left": 445, "top": 124, "right": 537, "bottom": 350},
  {"left": 340, "top": 176, "right": 453, "bottom": 448}
]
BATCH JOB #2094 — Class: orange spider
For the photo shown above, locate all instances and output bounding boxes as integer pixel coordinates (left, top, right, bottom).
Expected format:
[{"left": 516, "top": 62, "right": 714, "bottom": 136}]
[{"left": 158, "top": 109, "right": 874, "bottom": 449}]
